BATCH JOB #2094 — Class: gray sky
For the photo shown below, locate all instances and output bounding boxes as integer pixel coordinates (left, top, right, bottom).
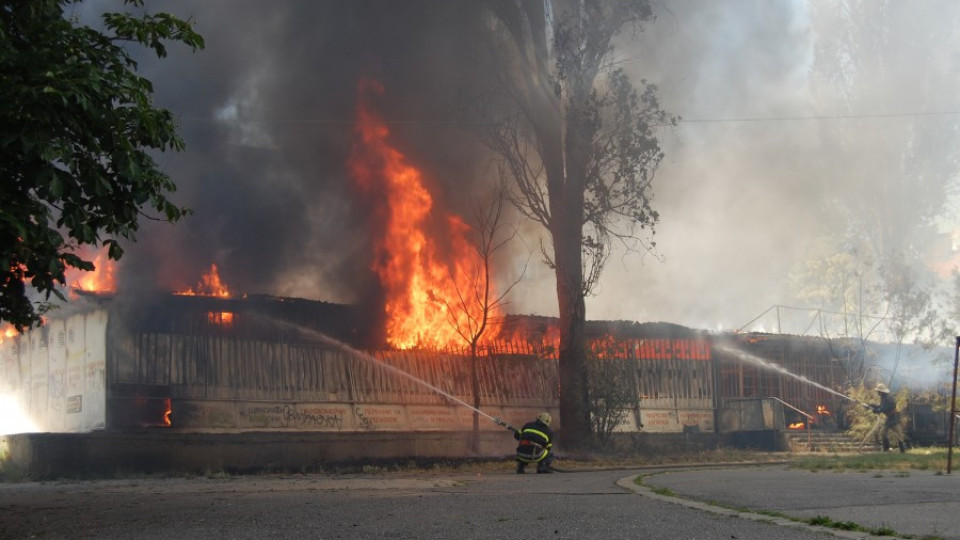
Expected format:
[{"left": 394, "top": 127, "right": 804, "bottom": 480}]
[
  {"left": 81, "top": 0, "right": 960, "bottom": 336},
  {"left": 578, "top": 0, "right": 960, "bottom": 333}
]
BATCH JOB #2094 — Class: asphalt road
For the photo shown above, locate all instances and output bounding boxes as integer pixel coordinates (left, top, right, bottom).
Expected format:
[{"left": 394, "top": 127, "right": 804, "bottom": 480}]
[
  {"left": 0, "top": 468, "right": 843, "bottom": 540},
  {"left": 643, "top": 466, "right": 960, "bottom": 540}
]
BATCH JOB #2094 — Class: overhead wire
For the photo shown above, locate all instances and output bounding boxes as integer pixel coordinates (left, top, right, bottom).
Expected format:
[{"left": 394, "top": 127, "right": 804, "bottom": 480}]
[{"left": 177, "top": 109, "right": 960, "bottom": 127}]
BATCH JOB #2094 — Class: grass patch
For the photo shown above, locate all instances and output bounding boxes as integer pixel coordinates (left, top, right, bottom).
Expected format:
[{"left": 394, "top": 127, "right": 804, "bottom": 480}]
[
  {"left": 807, "top": 515, "right": 914, "bottom": 536},
  {"left": 790, "top": 447, "right": 949, "bottom": 473},
  {"left": 633, "top": 473, "right": 676, "bottom": 497},
  {"left": 649, "top": 485, "right": 677, "bottom": 497}
]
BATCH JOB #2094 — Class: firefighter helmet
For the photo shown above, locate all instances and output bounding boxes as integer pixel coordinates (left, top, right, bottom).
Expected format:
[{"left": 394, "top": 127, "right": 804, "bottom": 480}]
[
  {"left": 875, "top": 383, "right": 890, "bottom": 393},
  {"left": 537, "top": 412, "right": 552, "bottom": 426}
]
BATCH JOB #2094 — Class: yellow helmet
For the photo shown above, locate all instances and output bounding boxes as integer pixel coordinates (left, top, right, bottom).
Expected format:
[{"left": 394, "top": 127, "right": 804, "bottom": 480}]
[
  {"left": 537, "top": 412, "right": 552, "bottom": 426},
  {"left": 875, "top": 383, "right": 890, "bottom": 393}
]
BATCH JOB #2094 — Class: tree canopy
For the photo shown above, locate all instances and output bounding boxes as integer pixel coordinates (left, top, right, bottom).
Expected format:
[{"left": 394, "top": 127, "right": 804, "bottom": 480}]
[
  {"left": 481, "top": 0, "right": 674, "bottom": 442},
  {"left": 0, "top": 0, "right": 203, "bottom": 330},
  {"left": 789, "top": 1, "right": 959, "bottom": 348}
]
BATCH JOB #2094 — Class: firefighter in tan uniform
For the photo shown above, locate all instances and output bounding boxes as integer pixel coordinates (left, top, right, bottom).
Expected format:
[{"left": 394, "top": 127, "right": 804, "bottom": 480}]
[{"left": 868, "top": 383, "right": 906, "bottom": 453}]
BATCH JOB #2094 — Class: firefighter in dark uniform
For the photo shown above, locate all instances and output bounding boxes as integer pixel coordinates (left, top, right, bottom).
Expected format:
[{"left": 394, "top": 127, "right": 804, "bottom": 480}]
[
  {"left": 868, "top": 383, "right": 906, "bottom": 453},
  {"left": 515, "top": 412, "right": 554, "bottom": 474}
]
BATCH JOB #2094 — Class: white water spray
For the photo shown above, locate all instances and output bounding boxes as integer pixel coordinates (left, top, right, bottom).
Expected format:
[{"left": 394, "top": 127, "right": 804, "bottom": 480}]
[
  {"left": 715, "top": 344, "right": 863, "bottom": 405},
  {"left": 266, "top": 317, "right": 508, "bottom": 427}
]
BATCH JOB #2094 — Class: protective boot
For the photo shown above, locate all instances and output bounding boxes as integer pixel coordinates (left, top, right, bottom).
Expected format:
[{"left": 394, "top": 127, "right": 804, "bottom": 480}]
[
  {"left": 882, "top": 438, "right": 891, "bottom": 452},
  {"left": 898, "top": 441, "right": 906, "bottom": 454},
  {"left": 516, "top": 461, "right": 525, "bottom": 474},
  {"left": 536, "top": 463, "right": 553, "bottom": 474}
]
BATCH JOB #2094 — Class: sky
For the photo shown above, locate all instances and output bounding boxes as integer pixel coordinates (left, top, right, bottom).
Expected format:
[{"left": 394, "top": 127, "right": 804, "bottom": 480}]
[{"left": 75, "top": 0, "right": 960, "bottom": 337}]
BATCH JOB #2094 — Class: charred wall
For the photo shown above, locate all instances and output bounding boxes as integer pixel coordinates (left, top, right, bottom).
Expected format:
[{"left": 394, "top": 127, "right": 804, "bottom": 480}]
[
  {"left": 4, "top": 294, "right": 941, "bottom": 441},
  {"left": 104, "top": 294, "right": 559, "bottom": 432},
  {"left": 714, "top": 333, "right": 849, "bottom": 429}
]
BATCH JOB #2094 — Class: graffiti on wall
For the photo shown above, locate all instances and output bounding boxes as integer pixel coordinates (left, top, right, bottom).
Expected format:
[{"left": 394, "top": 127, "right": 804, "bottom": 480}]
[
  {"left": 241, "top": 403, "right": 349, "bottom": 430},
  {"left": 354, "top": 405, "right": 404, "bottom": 430}
]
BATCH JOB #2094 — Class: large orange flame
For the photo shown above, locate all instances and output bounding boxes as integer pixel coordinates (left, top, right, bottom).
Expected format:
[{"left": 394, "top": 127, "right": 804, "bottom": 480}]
[
  {"left": 348, "top": 79, "right": 501, "bottom": 350},
  {"left": 66, "top": 247, "right": 116, "bottom": 294},
  {"left": 175, "top": 264, "right": 231, "bottom": 298}
]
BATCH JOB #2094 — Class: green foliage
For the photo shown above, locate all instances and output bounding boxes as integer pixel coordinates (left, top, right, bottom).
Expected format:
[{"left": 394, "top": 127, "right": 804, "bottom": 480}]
[
  {"left": 482, "top": 0, "right": 674, "bottom": 446},
  {"left": 912, "top": 387, "right": 950, "bottom": 413},
  {"left": 585, "top": 335, "right": 638, "bottom": 447},
  {"left": 844, "top": 384, "right": 909, "bottom": 444},
  {"left": 0, "top": 0, "right": 203, "bottom": 330}
]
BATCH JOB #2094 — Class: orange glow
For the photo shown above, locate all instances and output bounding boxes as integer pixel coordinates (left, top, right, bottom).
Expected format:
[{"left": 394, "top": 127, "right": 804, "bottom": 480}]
[
  {"left": 816, "top": 405, "right": 831, "bottom": 416},
  {"left": 162, "top": 398, "right": 172, "bottom": 427},
  {"left": 175, "top": 264, "right": 231, "bottom": 297},
  {"left": 589, "top": 334, "right": 630, "bottom": 359},
  {"left": 348, "top": 79, "right": 501, "bottom": 350},
  {"left": 66, "top": 247, "right": 116, "bottom": 294},
  {"left": 207, "top": 311, "right": 234, "bottom": 326},
  {"left": 0, "top": 324, "right": 17, "bottom": 345},
  {"left": 787, "top": 422, "right": 805, "bottom": 429}
]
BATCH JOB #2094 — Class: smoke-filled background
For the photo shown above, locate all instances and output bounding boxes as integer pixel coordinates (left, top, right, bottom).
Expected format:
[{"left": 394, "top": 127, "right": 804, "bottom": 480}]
[{"left": 74, "top": 0, "right": 960, "bottom": 335}]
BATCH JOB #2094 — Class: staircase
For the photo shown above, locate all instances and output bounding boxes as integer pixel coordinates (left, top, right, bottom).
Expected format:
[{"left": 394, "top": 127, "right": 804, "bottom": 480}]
[{"left": 784, "top": 429, "right": 880, "bottom": 453}]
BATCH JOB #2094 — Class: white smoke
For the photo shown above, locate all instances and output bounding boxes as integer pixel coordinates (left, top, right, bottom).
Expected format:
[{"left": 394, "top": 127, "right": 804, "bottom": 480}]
[{"left": 66, "top": 1, "right": 960, "bottom": 341}]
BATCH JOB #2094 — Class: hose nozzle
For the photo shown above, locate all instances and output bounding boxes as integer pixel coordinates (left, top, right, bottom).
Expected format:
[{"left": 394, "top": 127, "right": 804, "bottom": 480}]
[{"left": 493, "top": 417, "right": 517, "bottom": 432}]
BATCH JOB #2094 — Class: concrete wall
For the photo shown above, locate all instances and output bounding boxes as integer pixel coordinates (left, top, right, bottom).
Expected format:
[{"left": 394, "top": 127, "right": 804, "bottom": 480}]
[
  {"left": 2, "top": 430, "right": 521, "bottom": 480},
  {"left": 0, "top": 308, "right": 107, "bottom": 433},
  {"left": 174, "top": 399, "right": 554, "bottom": 435}
]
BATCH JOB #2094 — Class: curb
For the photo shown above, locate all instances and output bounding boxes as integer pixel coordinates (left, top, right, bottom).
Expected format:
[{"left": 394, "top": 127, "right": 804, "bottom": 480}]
[{"left": 616, "top": 472, "right": 904, "bottom": 540}]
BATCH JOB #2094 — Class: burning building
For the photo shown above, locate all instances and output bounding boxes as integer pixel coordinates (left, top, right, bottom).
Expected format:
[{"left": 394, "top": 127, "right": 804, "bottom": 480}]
[
  {"left": 3, "top": 68, "right": 954, "bottom": 475},
  {"left": 3, "top": 286, "right": 954, "bottom": 478},
  {"left": 0, "top": 291, "right": 558, "bottom": 436}
]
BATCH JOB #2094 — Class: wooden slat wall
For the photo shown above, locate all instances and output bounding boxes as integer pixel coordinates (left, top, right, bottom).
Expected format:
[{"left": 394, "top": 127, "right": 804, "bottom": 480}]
[
  {"left": 718, "top": 336, "right": 846, "bottom": 418},
  {"left": 116, "top": 333, "right": 559, "bottom": 406},
  {"left": 632, "top": 341, "right": 715, "bottom": 410},
  {"left": 112, "top": 330, "right": 844, "bottom": 416}
]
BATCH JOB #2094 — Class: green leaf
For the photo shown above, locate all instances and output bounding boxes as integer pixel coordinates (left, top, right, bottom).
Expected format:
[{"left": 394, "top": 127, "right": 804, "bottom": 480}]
[{"left": 1, "top": 1, "right": 201, "bottom": 329}]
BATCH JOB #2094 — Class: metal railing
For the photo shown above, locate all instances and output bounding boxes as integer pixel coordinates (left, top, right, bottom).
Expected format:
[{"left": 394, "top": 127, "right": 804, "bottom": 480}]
[{"left": 770, "top": 396, "right": 815, "bottom": 449}]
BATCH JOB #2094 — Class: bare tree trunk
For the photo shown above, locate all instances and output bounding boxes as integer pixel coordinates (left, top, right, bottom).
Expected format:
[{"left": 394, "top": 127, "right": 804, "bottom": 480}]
[
  {"left": 554, "top": 214, "right": 590, "bottom": 447},
  {"left": 471, "top": 342, "right": 480, "bottom": 454},
  {"left": 482, "top": 0, "right": 666, "bottom": 449},
  {"left": 552, "top": 75, "right": 593, "bottom": 447}
]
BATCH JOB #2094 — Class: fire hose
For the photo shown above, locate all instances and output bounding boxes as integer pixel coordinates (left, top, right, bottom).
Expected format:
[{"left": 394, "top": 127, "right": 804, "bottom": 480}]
[
  {"left": 493, "top": 417, "right": 518, "bottom": 433},
  {"left": 493, "top": 417, "right": 568, "bottom": 473},
  {"left": 834, "top": 394, "right": 875, "bottom": 410}
]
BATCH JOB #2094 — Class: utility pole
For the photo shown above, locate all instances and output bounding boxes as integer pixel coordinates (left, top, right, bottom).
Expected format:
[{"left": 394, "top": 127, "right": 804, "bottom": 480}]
[{"left": 948, "top": 336, "right": 959, "bottom": 474}]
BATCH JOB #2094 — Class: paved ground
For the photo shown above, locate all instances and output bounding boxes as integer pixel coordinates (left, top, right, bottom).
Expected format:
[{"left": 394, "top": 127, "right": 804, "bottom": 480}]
[
  {"left": 1, "top": 464, "right": 957, "bottom": 539},
  {"left": 637, "top": 464, "right": 960, "bottom": 540}
]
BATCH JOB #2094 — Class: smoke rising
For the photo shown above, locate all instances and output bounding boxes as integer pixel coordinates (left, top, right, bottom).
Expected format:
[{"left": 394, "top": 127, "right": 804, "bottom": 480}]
[
  {"left": 76, "top": 1, "right": 960, "bottom": 336},
  {"left": 591, "top": 0, "right": 960, "bottom": 333},
  {"left": 82, "top": 1, "right": 491, "bottom": 311}
]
